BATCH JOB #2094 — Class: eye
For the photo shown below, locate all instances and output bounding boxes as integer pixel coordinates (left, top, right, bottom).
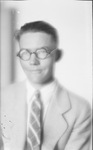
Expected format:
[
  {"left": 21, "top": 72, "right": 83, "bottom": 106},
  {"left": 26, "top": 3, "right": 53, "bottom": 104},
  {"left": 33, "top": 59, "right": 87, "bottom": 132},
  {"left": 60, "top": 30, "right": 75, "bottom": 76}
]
[
  {"left": 20, "top": 49, "right": 29, "bottom": 56},
  {"left": 19, "top": 49, "right": 30, "bottom": 60},
  {"left": 37, "top": 48, "right": 47, "bottom": 54},
  {"left": 36, "top": 48, "right": 48, "bottom": 59}
]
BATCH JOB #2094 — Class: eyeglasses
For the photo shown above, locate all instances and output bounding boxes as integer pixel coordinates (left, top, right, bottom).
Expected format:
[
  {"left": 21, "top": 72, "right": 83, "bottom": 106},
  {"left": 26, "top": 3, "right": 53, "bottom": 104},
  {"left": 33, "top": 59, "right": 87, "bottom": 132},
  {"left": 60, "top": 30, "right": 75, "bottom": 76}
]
[{"left": 17, "top": 47, "right": 57, "bottom": 60}]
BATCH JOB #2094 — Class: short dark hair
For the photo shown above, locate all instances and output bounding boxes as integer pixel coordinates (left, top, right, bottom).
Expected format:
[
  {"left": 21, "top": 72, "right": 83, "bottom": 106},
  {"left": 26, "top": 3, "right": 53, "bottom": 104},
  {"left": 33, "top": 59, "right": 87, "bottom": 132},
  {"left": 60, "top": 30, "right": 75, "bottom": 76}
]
[{"left": 15, "top": 21, "right": 58, "bottom": 44}]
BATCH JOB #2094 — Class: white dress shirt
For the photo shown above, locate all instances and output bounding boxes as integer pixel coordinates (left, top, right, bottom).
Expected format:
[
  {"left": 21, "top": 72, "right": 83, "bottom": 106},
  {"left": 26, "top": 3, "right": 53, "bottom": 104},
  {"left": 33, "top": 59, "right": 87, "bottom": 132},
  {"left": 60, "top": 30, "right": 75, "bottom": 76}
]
[{"left": 26, "top": 79, "right": 57, "bottom": 124}]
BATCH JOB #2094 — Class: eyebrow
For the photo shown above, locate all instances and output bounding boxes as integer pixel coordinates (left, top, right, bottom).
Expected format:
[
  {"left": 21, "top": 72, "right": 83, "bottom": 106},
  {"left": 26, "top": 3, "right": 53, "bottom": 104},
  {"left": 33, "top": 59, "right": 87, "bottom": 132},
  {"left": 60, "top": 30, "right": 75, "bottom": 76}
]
[{"left": 20, "top": 46, "right": 51, "bottom": 51}]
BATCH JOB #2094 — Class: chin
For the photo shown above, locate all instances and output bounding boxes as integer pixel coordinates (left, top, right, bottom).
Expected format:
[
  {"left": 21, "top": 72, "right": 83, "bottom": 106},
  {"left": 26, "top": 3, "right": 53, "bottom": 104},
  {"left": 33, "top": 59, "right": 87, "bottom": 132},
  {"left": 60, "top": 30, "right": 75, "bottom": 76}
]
[
  {"left": 28, "top": 76, "right": 44, "bottom": 84},
  {"left": 27, "top": 72, "right": 53, "bottom": 85},
  {"left": 29, "top": 77, "right": 51, "bottom": 85}
]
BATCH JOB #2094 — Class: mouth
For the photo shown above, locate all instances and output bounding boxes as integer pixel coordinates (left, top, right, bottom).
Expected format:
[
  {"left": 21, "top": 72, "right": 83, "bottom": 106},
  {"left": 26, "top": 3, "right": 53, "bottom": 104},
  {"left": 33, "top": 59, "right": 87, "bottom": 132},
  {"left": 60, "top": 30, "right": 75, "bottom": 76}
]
[{"left": 30, "top": 70, "right": 42, "bottom": 74}]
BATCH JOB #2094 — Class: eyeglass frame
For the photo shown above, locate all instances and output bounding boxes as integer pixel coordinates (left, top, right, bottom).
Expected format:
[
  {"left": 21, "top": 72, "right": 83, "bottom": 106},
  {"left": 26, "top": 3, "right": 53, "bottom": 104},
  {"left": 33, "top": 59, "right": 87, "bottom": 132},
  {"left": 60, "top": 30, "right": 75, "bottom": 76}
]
[{"left": 17, "top": 47, "right": 57, "bottom": 60}]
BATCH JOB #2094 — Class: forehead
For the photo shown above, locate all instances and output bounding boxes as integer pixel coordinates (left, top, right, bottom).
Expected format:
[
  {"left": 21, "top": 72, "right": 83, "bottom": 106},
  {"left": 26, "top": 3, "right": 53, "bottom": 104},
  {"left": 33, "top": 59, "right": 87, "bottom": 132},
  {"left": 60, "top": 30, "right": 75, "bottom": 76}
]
[{"left": 19, "top": 31, "right": 56, "bottom": 49}]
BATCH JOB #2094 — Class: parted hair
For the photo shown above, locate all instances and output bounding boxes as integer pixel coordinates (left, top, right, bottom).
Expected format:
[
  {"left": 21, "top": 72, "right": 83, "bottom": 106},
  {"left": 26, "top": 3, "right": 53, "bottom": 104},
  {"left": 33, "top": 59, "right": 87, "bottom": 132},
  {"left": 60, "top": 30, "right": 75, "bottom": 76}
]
[{"left": 15, "top": 21, "right": 59, "bottom": 45}]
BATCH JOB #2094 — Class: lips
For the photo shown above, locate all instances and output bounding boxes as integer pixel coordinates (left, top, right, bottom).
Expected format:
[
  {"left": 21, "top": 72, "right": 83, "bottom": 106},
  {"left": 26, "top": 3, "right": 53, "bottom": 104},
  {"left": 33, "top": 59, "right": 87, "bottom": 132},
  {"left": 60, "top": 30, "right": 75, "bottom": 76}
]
[{"left": 30, "top": 69, "right": 42, "bottom": 74}]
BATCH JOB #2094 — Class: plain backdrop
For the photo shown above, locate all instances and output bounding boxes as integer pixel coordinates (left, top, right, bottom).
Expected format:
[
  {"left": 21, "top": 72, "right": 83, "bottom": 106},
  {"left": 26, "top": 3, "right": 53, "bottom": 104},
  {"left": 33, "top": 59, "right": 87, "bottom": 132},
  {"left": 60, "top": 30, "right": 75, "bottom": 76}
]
[{"left": 1, "top": 0, "right": 92, "bottom": 105}]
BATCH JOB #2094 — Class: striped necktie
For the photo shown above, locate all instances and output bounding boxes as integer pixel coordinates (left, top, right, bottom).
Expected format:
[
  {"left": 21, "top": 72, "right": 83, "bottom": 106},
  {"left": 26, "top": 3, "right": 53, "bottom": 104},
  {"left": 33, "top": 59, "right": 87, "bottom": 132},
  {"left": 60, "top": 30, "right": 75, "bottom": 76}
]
[{"left": 25, "top": 91, "right": 42, "bottom": 150}]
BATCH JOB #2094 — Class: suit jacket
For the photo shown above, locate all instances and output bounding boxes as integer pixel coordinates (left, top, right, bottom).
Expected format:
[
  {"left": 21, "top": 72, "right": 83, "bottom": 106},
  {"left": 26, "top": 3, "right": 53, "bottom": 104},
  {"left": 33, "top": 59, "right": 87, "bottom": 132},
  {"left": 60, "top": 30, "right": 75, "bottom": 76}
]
[{"left": 0, "top": 80, "right": 91, "bottom": 150}]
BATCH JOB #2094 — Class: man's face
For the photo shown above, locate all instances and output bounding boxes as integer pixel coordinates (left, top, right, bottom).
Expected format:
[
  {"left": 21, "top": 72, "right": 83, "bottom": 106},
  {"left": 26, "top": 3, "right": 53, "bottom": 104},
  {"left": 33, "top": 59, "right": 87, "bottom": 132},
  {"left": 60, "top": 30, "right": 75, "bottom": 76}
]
[{"left": 19, "top": 31, "right": 57, "bottom": 85}]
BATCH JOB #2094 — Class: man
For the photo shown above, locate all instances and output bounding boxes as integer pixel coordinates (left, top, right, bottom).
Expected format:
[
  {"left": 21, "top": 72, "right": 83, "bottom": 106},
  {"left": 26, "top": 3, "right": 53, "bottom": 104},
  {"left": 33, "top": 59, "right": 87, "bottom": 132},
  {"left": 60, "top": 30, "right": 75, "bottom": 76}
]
[{"left": 0, "top": 21, "right": 91, "bottom": 150}]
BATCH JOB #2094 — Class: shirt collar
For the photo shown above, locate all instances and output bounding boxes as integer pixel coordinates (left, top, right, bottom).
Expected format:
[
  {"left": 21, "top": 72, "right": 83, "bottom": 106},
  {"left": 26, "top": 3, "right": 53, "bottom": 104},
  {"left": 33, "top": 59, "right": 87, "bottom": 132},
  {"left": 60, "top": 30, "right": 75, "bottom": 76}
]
[{"left": 26, "top": 78, "right": 57, "bottom": 105}]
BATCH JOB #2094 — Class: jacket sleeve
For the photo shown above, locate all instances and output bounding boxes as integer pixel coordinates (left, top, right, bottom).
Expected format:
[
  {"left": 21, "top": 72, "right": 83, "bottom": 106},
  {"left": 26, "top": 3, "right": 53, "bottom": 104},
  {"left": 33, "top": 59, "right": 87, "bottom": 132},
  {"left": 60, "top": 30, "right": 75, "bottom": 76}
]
[{"left": 64, "top": 101, "right": 91, "bottom": 150}]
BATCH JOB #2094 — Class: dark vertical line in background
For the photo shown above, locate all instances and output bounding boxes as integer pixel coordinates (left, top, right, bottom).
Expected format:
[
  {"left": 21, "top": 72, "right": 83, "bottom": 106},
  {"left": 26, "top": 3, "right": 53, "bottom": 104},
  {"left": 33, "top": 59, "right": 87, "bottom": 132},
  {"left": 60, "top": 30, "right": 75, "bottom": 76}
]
[{"left": 10, "top": 9, "right": 16, "bottom": 83}]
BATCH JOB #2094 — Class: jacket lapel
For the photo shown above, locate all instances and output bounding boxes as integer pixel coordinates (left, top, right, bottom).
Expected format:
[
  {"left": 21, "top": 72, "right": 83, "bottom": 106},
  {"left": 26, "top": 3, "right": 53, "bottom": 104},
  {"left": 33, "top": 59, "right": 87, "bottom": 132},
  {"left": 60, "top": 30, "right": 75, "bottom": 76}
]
[{"left": 42, "top": 84, "right": 71, "bottom": 150}]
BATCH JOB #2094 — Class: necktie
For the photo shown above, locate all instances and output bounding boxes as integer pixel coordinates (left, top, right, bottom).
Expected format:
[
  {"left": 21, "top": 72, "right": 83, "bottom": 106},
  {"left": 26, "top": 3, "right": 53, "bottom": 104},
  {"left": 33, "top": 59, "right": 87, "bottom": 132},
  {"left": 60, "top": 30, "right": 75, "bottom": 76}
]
[{"left": 25, "top": 91, "right": 42, "bottom": 150}]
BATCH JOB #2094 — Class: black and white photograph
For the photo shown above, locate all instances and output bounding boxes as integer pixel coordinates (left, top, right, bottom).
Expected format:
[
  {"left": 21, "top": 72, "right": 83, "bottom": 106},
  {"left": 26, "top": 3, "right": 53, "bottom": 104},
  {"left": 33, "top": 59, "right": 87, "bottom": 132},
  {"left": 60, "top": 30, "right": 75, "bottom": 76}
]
[{"left": 0, "top": 0, "right": 92, "bottom": 150}]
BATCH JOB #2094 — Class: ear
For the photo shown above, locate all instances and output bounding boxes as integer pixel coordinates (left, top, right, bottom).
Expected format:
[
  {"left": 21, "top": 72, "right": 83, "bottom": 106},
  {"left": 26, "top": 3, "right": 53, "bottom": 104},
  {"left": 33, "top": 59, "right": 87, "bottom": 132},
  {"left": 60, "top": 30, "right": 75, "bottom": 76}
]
[{"left": 55, "top": 49, "right": 63, "bottom": 62}]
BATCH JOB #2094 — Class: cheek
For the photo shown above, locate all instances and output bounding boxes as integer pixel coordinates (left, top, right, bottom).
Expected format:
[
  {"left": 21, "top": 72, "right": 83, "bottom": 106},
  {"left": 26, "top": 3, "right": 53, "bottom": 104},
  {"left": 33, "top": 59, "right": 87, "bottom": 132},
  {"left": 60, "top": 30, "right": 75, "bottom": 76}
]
[
  {"left": 20, "top": 60, "right": 28, "bottom": 70},
  {"left": 41, "top": 59, "right": 55, "bottom": 75},
  {"left": 41, "top": 58, "right": 55, "bottom": 68}
]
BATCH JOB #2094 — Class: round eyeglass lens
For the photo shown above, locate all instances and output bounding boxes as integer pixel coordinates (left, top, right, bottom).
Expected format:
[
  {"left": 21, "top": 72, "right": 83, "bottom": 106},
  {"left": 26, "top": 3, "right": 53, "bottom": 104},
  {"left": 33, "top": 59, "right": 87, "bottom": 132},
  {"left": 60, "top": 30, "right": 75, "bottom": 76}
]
[
  {"left": 37, "top": 49, "right": 48, "bottom": 59},
  {"left": 20, "top": 49, "right": 30, "bottom": 60}
]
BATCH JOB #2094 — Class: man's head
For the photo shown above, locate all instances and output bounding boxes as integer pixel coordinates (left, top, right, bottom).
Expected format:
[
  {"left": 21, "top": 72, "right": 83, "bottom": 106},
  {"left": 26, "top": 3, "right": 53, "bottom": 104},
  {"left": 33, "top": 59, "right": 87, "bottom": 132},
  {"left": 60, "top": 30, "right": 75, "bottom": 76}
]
[{"left": 15, "top": 21, "right": 61, "bottom": 87}]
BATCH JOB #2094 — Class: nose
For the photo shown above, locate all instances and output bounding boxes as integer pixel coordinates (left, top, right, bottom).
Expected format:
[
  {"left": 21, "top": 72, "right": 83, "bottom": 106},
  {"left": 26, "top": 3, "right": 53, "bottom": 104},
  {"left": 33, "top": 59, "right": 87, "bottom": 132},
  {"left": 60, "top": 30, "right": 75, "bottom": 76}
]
[{"left": 29, "top": 53, "right": 40, "bottom": 65}]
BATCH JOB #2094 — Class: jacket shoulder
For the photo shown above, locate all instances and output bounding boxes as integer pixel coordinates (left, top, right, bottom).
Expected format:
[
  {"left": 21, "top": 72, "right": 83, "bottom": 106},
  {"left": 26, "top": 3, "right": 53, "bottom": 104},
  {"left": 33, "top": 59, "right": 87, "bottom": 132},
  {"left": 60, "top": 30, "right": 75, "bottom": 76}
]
[
  {"left": 57, "top": 83, "right": 91, "bottom": 122},
  {"left": 2, "top": 81, "right": 25, "bottom": 94},
  {"left": 66, "top": 89, "right": 91, "bottom": 126},
  {"left": 57, "top": 83, "right": 91, "bottom": 113},
  {"left": 1, "top": 81, "right": 26, "bottom": 104},
  {"left": 67, "top": 90, "right": 91, "bottom": 112},
  {"left": 57, "top": 85, "right": 91, "bottom": 129}
]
